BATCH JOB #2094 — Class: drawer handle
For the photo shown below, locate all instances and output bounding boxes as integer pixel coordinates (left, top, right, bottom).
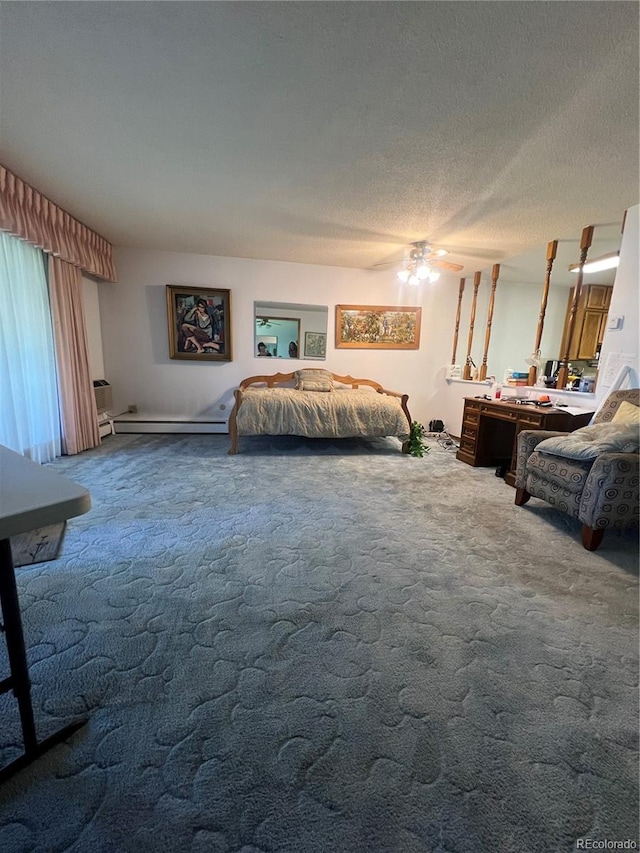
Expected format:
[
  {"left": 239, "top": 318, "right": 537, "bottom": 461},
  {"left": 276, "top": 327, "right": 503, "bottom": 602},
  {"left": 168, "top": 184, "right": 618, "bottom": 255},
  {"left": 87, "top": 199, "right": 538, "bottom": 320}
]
[{"left": 482, "top": 406, "right": 515, "bottom": 420}]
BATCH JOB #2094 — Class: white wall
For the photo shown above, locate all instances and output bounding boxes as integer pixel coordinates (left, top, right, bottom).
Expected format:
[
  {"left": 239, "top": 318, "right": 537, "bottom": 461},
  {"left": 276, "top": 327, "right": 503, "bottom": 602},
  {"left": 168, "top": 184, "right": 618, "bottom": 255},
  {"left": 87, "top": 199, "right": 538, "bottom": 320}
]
[
  {"left": 489, "top": 281, "right": 569, "bottom": 381},
  {"left": 445, "top": 274, "right": 569, "bottom": 406},
  {"left": 596, "top": 203, "right": 639, "bottom": 397},
  {"left": 99, "top": 248, "right": 459, "bottom": 426},
  {"left": 98, "top": 212, "right": 638, "bottom": 433}
]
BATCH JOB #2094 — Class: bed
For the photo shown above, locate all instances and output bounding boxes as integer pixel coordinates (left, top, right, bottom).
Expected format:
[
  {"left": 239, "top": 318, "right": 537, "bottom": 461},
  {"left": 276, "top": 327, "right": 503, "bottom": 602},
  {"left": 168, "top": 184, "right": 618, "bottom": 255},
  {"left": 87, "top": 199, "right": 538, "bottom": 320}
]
[{"left": 228, "top": 368, "right": 412, "bottom": 454}]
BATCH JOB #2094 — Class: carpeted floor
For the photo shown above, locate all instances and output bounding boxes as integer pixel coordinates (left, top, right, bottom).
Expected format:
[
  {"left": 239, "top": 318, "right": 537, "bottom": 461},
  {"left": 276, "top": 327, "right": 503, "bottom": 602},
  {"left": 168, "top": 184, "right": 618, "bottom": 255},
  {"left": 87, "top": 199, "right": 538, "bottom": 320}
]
[{"left": 0, "top": 433, "right": 637, "bottom": 853}]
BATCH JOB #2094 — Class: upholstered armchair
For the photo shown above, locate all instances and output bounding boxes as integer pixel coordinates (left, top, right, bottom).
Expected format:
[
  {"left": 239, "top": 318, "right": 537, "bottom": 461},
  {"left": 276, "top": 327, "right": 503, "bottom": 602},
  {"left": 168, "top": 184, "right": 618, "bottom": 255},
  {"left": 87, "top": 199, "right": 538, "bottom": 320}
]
[{"left": 514, "top": 389, "right": 640, "bottom": 550}]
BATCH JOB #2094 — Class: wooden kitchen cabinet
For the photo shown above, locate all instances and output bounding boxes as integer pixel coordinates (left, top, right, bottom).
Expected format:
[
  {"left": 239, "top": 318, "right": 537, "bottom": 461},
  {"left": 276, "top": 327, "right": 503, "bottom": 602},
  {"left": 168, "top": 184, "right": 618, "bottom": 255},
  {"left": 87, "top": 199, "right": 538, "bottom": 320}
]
[
  {"left": 586, "top": 285, "right": 612, "bottom": 310},
  {"left": 559, "top": 285, "right": 612, "bottom": 361},
  {"left": 577, "top": 310, "right": 604, "bottom": 360}
]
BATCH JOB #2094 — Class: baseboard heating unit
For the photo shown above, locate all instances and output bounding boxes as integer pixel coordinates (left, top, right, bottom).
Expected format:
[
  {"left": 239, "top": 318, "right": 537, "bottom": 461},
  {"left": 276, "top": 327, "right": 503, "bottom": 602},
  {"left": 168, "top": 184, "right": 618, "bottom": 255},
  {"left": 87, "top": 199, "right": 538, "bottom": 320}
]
[{"left": 113, "top": 414, "right": 228, "bottom": 434}]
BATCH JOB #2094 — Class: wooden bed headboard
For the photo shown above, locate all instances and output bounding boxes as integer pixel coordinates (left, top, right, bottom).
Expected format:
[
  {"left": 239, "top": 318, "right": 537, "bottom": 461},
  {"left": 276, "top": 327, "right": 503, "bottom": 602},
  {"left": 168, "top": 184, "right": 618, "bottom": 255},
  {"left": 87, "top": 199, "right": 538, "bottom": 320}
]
[{"left": 238, "top": 371, "right": 401, "bottom": 393}]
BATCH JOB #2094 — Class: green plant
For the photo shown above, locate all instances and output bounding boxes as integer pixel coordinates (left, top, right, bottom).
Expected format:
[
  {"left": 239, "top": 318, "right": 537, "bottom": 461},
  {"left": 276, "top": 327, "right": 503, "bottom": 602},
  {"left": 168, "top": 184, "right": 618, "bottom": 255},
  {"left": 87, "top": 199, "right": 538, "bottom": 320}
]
[{"left": 401, "top": 420, "right": 430, "bottom": 457}]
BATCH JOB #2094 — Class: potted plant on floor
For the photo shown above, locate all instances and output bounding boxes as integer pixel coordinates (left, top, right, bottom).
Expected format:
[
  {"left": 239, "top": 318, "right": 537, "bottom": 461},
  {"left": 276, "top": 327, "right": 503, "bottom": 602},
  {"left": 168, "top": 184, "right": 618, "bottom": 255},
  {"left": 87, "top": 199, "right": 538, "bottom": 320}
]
[{"left": 401, "top": 421, "right": 429, "bottom": 457}]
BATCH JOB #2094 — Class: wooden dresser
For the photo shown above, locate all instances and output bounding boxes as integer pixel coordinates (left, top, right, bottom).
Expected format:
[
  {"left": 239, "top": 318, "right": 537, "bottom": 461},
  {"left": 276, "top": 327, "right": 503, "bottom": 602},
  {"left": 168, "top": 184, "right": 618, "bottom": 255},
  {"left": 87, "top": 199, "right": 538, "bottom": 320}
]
[{"left": 456, "top": 397, "right": 594, "bottom": 486}]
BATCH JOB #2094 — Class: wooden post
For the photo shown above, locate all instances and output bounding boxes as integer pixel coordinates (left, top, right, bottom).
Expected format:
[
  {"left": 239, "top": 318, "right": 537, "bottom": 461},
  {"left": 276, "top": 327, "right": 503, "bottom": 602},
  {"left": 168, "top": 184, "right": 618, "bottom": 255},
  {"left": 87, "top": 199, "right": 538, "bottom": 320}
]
[
  {"left": 527, "top": 240, "right": 558, "bottom": 385},
  {"left": 479, "top": 264, "right": 500, "bottom": 381},
  {"left": 556, "top": 225, "right": 594, "bottom": 389},
  {"left": 463, "top": 272, "right": 481, "bottom": 380},
  {"left": 451, "top": 278, "right": 466, "bottom": 365}
]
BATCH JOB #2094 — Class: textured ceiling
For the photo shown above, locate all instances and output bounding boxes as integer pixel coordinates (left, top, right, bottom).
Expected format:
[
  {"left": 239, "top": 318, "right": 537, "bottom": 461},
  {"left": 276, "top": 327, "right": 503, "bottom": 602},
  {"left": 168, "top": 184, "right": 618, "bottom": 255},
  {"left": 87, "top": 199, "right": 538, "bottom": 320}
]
[{"left": 0, "top": 2, "right": 637, "bottom": 275}]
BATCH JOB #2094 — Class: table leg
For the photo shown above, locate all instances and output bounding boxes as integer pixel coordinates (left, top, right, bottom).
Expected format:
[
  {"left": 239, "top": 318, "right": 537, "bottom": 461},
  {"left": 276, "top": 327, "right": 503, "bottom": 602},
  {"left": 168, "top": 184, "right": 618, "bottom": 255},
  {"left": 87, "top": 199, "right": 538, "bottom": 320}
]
[{"left": 0, "top": 538, "right": 86, "bottom": 783}]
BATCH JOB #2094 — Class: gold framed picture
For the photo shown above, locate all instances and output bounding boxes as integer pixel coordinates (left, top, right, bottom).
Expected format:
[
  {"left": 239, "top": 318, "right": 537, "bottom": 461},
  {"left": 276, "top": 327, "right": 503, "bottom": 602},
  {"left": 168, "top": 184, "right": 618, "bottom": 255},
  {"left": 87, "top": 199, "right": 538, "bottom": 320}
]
[
  {"left": 166, "top": 286, "right": 232, "bottom": 361},
  {"left": 335, "top": 305, "right": 421, "bottom": 350}
]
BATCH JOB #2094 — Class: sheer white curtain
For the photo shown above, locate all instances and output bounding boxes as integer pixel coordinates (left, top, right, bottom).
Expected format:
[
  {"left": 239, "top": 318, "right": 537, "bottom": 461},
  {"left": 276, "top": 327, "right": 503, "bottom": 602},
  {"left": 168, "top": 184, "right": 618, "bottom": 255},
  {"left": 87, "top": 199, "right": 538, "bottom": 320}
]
[{"left": 0, "top": 231, "right": 61, "bottom": 462}]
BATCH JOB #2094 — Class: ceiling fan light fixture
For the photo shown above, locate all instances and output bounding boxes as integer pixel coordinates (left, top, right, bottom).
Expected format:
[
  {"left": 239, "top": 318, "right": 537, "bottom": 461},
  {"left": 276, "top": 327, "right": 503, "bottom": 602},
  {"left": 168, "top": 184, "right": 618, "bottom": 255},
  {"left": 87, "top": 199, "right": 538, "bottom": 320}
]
[
  {"left": 568, "top": 251, "right": 619, "bottom": 274},
  {"left": 398, "top": 260, "right": 441, "bottom": 285},
  {"left": 396, "top": 240, "right": 455, "bottom": 284}
]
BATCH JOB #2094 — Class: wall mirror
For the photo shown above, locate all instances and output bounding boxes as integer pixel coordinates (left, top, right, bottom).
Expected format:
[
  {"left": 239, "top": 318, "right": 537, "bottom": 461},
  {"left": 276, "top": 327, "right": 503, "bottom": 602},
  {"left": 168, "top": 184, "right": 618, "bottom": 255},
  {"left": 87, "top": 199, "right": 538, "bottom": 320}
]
[
  {"left": 254, "top": 301, "right": 328, "bottom": 361},
  {"left": 455, "top": 221, "right": 622, "bottom": 391}
]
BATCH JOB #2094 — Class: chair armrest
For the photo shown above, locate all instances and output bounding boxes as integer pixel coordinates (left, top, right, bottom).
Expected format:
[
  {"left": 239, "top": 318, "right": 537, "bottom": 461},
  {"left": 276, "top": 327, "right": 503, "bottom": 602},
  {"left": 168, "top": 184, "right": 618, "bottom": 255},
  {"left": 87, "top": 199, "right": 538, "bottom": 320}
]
[
  {"left": 579, "top": 453, "right": 640, "bottom": 529},
  {"left": 514, "top": 430, "right": 567, "bottom": 488}
]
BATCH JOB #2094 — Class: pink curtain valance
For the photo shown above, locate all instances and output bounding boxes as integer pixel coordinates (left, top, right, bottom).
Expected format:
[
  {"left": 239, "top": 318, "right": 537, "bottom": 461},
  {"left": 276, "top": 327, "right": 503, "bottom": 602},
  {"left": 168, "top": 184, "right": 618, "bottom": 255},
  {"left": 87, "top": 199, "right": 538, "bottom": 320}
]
[{"left": 0, "top": 164, "right": 117, "bottom": 282}]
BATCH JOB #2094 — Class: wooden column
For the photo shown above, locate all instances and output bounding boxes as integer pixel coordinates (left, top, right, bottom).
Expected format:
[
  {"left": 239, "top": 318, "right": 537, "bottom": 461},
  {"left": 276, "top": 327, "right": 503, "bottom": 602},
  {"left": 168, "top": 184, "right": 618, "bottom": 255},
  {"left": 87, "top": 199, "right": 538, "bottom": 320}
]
[
  {"left": 479, "top": 264, "right": 500, "bottom": 381},
  {"left": 451, "top": 278, "right": 466, "bottom": 366},
  {"left": 556, "top": 225, "right": 594, "bottom": 390},
  {"left": 527, "top": 240, "right": 558, "bottom": 385},
  {"left": 463, "top": 272, "right": 481, "bottom": 380}
]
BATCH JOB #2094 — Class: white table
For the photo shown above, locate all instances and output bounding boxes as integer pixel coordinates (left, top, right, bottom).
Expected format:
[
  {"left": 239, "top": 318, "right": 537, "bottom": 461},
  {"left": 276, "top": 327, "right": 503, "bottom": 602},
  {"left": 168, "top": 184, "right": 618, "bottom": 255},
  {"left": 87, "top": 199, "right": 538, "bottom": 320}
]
[{"left": 0, "top": 444, "right": 91, "bottom": 783}]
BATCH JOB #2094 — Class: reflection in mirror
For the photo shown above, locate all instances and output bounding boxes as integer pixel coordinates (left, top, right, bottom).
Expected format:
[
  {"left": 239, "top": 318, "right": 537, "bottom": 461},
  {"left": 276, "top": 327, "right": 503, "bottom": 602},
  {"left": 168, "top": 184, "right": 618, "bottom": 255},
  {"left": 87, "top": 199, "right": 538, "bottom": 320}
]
[
  {"left": 254, "top": 301, "right": 328, "bottom": 361},
  {"left": 459, "top": 220, "right": 622, "bottom": 391}
]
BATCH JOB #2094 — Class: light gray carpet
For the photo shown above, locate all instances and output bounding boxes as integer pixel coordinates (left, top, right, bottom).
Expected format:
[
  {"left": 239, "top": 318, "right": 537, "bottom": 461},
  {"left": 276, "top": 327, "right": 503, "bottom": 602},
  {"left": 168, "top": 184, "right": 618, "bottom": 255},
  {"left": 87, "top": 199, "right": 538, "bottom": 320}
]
[{"left": 0, "top": 434, "right": 637, "bottom": 853}]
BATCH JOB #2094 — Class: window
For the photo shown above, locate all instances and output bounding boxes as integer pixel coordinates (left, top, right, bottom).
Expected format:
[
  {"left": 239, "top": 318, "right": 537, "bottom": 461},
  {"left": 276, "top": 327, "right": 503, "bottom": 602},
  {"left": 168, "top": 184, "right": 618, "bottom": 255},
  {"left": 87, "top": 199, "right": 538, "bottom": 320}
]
[{"left": 0, "top": 232, "right": 61, "bottom": 462}]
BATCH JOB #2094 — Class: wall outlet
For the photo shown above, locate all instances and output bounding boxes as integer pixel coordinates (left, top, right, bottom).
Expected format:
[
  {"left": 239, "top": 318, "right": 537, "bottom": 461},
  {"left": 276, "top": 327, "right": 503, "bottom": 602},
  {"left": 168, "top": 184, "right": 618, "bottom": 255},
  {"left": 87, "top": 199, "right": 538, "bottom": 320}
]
[{"left": 127, "top": 404, "right": 138, "bottom": 413}]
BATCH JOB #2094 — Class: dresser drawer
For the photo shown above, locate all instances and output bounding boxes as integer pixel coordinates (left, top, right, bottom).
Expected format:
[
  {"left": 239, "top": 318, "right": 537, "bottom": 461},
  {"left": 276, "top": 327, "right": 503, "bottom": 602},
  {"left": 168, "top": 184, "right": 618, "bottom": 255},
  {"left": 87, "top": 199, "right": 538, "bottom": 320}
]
[
  {"left": 461, "top": 424, "right": 477, "bottom": 440},
  {"left": 464, "top": 402, "right": 481, "bottom": 414},
  {"left": 463, "top": 411, "right": 479, "bottom": 426},
  {"left": 459, "top": 437, "right": 476, "bottom": 454},
  {"left": 480, "top": 405, "right": 517, "bottom": 421},
  {"left": 518, "top": 414, "right": 544, "bottom": 427}
]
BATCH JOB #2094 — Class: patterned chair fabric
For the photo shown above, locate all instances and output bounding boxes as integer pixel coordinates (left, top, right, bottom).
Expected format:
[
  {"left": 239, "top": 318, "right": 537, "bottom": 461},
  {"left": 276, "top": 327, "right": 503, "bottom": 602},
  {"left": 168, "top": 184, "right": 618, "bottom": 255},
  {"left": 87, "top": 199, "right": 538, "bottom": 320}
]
[
  {"left": 525, "top": 452, "right": 593, "bottom": 519},
  {"left": 593, "top": 388, "right": 640, "bottom": 424},
  {"left": 580, "top": 453, "right": 640, "bottom": 530},
  {"left": 515, "top": 389, "right": 640, "bottom": 548}
]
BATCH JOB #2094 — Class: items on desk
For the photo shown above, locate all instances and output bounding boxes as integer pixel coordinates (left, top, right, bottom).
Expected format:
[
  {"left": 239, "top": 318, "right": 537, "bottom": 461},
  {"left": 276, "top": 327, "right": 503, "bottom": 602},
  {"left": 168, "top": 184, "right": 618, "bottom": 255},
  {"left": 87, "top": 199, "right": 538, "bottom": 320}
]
[{"left": 504, "top": 370, "right": 530, "bottom": 388}]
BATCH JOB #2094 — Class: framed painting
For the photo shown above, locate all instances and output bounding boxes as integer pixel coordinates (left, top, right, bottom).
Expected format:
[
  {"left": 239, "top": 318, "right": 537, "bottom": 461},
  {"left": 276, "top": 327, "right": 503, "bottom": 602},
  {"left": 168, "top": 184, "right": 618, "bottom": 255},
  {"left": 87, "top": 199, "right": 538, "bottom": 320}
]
[
  {"left": 304, "top": 331, "right": 327, "bottom": 359},
  {"left": 166, "top": 286, "right": 231, "bottom": 361},
  {"left": 335, "top": 305, "right": 422, "bottom": 349}
]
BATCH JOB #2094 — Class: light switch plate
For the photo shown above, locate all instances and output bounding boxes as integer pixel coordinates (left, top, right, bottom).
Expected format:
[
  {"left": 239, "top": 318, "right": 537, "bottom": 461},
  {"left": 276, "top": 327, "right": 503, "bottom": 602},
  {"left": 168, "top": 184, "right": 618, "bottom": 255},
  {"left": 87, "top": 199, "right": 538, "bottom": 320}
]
[{"left": 607, "top": 315, "right": 624, "bottom": 330}]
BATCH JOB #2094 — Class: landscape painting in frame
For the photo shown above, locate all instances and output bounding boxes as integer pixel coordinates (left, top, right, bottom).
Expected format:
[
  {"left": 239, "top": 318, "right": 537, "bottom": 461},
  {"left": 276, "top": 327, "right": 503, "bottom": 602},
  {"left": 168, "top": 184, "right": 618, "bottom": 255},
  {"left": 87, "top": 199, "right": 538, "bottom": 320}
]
[
  {"left": 166, "top": 285, "right": 232, "bottom": 361},
  {"left": 335, "top": 305, "right": 422, "bottom": 349}
]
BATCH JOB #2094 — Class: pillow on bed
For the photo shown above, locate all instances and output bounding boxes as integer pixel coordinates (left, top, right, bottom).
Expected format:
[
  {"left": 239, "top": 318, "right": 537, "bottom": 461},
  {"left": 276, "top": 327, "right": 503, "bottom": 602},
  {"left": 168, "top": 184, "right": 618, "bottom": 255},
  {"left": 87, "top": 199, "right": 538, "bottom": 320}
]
[{"left": 295, "top": 368, "right": 334, "bottom": 392}]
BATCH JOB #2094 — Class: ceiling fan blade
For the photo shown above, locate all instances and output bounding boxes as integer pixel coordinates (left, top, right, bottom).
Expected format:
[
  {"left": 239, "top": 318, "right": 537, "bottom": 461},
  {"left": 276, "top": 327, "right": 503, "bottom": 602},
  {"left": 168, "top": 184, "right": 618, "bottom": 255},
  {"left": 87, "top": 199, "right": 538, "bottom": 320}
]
[
  {"left": 372, "top": 259, "right": 405, "bottom": 268},
  {"left": 426, "top": 249, "right": 448, "bottom": 259},
  {"left": 432, "top": 259, "right": 464, "bottom": 272}
]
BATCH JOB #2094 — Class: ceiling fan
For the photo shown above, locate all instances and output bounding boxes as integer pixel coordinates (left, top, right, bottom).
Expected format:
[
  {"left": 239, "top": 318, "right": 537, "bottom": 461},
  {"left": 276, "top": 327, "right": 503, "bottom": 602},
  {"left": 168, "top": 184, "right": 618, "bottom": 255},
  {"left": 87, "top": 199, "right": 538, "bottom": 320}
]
[
  {"left": 374, "top": 241, "right": 464, "bottom": 285},
  {"left": 257, "top": 317, "right": 281, "bottom": 327}
]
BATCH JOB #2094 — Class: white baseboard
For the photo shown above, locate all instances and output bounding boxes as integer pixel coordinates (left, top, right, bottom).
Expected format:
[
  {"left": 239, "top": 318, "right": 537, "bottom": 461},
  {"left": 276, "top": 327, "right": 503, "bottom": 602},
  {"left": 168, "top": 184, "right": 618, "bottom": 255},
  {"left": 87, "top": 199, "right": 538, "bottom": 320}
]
[{"left": 113, "top": 415, "right": 228, "bottom": 435}]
